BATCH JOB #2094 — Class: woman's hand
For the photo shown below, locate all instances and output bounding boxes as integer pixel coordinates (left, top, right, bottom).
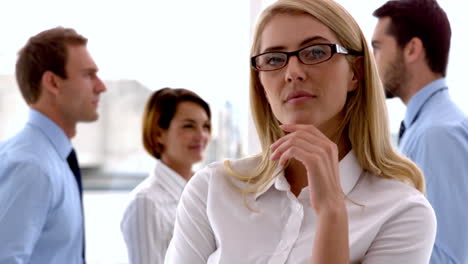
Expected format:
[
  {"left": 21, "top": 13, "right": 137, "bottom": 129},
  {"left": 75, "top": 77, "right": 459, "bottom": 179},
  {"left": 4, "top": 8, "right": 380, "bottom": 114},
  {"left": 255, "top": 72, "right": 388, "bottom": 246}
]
[
  {"left": 270, "top": 123, "right": 345, "bottom": 213},
  {"left": 270, "top": 123, "right": 350, "bottom": 263}
]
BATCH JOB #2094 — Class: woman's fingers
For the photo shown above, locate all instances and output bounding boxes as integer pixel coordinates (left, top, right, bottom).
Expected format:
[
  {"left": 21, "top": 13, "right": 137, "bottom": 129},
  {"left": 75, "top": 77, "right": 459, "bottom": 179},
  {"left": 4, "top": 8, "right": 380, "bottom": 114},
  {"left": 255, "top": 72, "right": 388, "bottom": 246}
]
[
  {"left": 279, "top": 124, "right": 325, "bottom": 138},
  {"left": 270, "top": 123, "right": 343, "bottom": 211},
  {"left": 271, "top": 136, "right": 318, "bottom": 165},
  {"left": 271, "top": 125, "right": 329, "bottom": 154}
]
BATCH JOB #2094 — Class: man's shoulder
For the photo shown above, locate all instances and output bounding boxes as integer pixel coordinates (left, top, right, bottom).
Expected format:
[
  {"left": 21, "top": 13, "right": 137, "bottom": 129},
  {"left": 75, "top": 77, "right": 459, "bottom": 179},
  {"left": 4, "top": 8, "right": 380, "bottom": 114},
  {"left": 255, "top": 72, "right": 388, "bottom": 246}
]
[
  {"left": 402, "top": 114, "right": 468, "bottom": 166},
  {"left": 408, "top": 102, "right": 468, "bottom": 141},
  {"left": 0, "top": 146, "right": 51, "bottom": 191},
  {"left": 1, "top": 125, "right": 55, "bottom": 155},
  {"left": 412, "top": 120, "right": 468, "bottom": 145},
  {"left": 418, "top": 92, "right": 466, "bottom": 124},
  {"left": 0, "top": 126, "right": 61, "bottom": 178}
]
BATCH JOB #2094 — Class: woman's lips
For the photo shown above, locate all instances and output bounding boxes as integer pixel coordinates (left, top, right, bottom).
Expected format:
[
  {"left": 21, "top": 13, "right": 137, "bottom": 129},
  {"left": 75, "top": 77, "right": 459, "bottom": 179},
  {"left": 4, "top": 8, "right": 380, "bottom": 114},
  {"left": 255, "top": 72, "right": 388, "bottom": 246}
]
[
  {"left": 188, "top": 145, "right": 205, "bottom": 151},
  {"left": 285, "top": 91, "right": 316, "bottom": 104},
  {"left": 287, "top": 96, "right": 315, "bottom": 104}
]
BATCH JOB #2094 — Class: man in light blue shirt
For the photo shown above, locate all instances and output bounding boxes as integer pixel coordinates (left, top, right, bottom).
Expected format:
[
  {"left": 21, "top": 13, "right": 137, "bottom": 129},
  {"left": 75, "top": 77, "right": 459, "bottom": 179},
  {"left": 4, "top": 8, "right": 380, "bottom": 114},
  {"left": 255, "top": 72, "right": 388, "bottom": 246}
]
[
  {"left": 372, "top": 0, "right": 468, "bottom": 263},
  {"left": 0, "top": 27, "right": 106, "bottom": 264}
]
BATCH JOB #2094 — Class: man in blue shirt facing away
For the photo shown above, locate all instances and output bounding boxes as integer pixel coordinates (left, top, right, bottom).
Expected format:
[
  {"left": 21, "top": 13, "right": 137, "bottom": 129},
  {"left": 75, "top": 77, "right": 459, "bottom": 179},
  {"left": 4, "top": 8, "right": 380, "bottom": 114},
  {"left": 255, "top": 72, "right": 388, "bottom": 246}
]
[
  {"left": 0, "top": 27, "right": 106, "bottom": 264},
  {"left": 372, "top": 0, "right": 468, "bottom": 263}
]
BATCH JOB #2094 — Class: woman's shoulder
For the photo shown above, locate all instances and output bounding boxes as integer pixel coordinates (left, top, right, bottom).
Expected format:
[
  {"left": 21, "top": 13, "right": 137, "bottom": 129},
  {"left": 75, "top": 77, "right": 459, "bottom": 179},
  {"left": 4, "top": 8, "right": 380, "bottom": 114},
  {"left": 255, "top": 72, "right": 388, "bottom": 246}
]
[
  {"left": 186, "top": 155, "right": 262, "bottom": 196},
  {"left": 351, "top": 172, "right": 436, "bottom": 262},
  {"left": 194, "top": 155, "right": 262, "bottom": 181},
  {"left": 355, "top": 171, "right": 434, "bottom": 213},
  {"left": 128, "top": 172, "right": 158, "bottom": 196},
  {"left": 127, "top": 166, "right": 177, "bottom": 203}
]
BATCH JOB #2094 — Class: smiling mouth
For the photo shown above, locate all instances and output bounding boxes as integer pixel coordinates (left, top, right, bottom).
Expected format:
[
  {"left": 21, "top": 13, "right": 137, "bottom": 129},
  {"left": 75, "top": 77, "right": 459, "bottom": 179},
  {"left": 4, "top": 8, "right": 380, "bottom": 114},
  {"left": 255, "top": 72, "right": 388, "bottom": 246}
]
[{"left": 189, "top": 145, "right": 205, "bottom": 151}]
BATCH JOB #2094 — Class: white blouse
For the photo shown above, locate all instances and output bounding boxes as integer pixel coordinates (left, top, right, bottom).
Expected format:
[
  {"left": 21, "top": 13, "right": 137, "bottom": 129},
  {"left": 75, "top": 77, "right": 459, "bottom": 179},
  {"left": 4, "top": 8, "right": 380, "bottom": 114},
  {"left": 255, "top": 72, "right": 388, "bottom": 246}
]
[
  {"left": 121, "top": 159, "right": 186, "bottom": 264},
  {"left": 164, "top": 151, "right": 436, "bottom": 264}
]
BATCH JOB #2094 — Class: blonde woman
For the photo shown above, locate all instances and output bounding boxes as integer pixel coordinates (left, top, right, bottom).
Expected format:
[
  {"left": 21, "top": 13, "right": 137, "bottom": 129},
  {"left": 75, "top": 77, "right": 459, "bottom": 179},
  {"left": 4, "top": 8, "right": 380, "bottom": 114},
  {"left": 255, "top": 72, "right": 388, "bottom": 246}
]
[
  {"left": 121, "top": 88, "right": 211, "bottom": 264},
  {"left": 164, "top": 0, "right": 436, "bottom": 263}
]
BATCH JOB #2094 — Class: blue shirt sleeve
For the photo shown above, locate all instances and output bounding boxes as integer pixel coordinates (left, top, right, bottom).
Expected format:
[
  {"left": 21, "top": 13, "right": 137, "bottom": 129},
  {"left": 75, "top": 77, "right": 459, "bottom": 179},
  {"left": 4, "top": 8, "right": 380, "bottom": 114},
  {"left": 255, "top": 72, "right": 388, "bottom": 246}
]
[
  {"left": 0, "top": 158, "right": 52, "bottom": 264},
  {"left": 410, "top": 125, "right": 468, "bottom": 264},
  {"left": 430, "top": 246, "right": 457, "bottom": 264}
]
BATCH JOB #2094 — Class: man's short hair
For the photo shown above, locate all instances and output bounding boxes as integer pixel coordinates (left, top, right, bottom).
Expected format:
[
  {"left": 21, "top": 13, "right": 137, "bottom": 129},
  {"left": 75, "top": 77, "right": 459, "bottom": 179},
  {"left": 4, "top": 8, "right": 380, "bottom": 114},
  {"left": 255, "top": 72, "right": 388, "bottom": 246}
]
[
  {"left": 373, "top": 0, "right": 451, "bottom": 76},
  {"left": 15, "top": 26, "right": 88, "bottom": 104}
]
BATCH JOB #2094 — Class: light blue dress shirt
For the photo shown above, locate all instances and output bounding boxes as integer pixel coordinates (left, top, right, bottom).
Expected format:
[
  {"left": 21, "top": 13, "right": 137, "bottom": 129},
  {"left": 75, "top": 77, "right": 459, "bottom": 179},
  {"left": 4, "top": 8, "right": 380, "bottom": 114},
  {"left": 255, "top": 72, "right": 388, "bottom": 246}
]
[
  {"left": 400, "top": 78, "right": 468, "bottom": 264},
  {"left": 0, "top": 109, "right": 84, "bottom": 264}
]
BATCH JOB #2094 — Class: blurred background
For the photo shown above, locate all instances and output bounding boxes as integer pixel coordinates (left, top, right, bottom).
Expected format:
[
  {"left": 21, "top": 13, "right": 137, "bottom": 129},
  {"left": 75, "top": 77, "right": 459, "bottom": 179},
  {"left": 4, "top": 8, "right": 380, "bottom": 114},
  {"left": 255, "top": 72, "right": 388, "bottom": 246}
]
[{"left": 1, "top": 0, "right": 467, "bottom": 263}]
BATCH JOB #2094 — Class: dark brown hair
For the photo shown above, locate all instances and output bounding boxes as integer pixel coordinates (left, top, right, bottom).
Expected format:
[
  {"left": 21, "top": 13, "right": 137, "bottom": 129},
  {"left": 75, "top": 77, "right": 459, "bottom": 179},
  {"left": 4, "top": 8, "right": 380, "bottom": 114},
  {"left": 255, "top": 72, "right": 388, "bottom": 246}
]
[
  {"left": 142, "top": 87, "right": 211, "bottom": 159},
  {"left": 373, "top": 0, "right": 451, "bottom": 76},
  {"left": 15, "top": 26, "right": 88, "bottom": 104}
]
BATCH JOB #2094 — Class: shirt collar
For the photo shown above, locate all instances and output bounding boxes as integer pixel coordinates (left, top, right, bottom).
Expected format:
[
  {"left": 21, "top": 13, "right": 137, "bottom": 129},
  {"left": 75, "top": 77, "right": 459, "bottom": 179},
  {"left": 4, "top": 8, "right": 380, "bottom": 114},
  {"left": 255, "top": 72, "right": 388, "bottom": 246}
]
[
  {"left": 404, "top": 78, "right": 448, "bottom": 128},
  {"left": 28, "top": 109, "right": 72, "bottom": 160},
  {"left": 254, "top": 150, "right": 362, "bottom": 200},
  {"left": 152, "top": 159, "right": 187, "bottom": 199}
]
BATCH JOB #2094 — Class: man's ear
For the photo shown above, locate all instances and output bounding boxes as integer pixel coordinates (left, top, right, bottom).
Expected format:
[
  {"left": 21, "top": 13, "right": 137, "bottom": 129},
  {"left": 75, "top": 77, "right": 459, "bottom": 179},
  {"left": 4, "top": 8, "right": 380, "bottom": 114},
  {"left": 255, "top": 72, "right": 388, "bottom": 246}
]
[
  {"left": 403, "top": 37, "right": 424, "bottom": 64},
  {"left": 41, "top": 71, "right": 60, "bottom": 95}
]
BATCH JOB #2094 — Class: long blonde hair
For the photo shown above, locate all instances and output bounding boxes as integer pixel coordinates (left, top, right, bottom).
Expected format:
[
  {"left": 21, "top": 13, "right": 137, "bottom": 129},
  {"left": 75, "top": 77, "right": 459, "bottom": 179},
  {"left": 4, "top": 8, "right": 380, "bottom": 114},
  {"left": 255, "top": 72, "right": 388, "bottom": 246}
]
[{"left": 226, "top": 0, "right": 424, "bottom": 195}]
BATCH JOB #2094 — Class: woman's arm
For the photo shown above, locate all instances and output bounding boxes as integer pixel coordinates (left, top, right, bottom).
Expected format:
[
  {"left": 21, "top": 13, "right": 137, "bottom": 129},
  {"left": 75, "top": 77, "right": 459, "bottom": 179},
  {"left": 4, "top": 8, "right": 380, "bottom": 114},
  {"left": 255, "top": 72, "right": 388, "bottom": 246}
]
[
  {"left": 164, "top": 172, "right": 216, "bottom": 263},
  {"left": 271, "top": 124, "right": 350, "bottom": 264},
  {"left": 313, "top": 203, "right": 349, "bottom": 263},
  {"left": 362, "top": 195, "right": 436, "bottom": 264},
  {"left": 121, "top": 195, "right": 170, "bottom": 264}
]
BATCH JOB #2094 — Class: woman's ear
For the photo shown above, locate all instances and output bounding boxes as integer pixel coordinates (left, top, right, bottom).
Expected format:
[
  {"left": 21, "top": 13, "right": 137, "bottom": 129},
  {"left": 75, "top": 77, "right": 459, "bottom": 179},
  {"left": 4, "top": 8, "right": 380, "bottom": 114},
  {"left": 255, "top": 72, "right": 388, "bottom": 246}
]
[
  {"left": 153, "top": 129, "right": 166, "bottom": 156},
  {"left": 348, "top": 56, "right": 363, "bottom": 92},
  {"left": 154, "top": 130, "right": 161, "bottom": 141},
  {"left": 155, "top": 129, "right": 167, "bottom": 146}
]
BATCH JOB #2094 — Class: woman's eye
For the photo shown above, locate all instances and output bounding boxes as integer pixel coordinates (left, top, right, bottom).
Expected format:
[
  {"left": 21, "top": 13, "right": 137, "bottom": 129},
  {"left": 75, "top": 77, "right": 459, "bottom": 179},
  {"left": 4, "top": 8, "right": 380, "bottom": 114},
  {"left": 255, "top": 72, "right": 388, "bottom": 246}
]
[
  {"left": 266, "top": 55, "right": 285, "bottom": 65},
  {"left": 308, "top": 48, "right": 326, "bottom": 57},
  {"left": 300, "top": 46, "right": 330, "bottom": 63}
]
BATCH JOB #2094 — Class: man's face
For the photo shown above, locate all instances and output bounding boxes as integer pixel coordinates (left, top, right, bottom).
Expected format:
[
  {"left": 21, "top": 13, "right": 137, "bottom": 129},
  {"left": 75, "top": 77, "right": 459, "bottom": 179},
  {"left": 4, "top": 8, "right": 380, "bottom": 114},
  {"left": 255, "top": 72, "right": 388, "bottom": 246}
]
[
  {"left": 372, "top": 17, "right": 407, "bottom": 99},
  {"left": 56, "top": 45, "right": 106, "bottom": 124}
]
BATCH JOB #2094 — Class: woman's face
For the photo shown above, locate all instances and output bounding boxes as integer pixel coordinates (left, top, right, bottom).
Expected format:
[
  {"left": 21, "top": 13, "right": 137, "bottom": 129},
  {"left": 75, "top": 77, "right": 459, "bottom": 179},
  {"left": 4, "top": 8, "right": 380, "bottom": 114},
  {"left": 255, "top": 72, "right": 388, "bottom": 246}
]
[
  {"left": 258, "top": 13, "right": 357, "bottom": 137},
  {"left": 159, "top": 101, "right": 211, "bottom": 167}
]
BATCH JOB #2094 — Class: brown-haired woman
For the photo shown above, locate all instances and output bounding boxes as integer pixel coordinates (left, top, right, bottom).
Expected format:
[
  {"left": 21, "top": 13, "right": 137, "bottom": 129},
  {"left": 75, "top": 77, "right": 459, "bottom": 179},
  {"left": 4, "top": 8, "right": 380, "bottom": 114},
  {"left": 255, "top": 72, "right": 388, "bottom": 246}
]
[{"left": 120, "top": 87, "right": 211, "bottom": 264}]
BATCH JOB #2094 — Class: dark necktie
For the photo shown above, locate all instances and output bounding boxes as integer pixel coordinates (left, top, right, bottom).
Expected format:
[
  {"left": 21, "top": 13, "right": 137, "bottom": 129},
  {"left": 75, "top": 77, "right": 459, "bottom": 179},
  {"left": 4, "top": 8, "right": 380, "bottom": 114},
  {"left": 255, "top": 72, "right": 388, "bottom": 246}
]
[
  {"left": 398, "top": 120, "right": 406, "bottom": 145},
  {"left": 67, "top": 149, "right": 82, "bottom": 198},
  {"left": 67, "top": 149, "right": 86, "bottom": 262}
]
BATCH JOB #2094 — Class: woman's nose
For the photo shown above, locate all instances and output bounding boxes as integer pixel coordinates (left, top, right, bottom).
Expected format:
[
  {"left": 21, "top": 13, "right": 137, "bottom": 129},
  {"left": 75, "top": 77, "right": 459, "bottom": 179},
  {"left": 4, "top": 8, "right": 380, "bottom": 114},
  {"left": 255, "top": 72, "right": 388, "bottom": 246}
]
[{"left": 285, "top": 56, "right": 306, "bottom": 82}]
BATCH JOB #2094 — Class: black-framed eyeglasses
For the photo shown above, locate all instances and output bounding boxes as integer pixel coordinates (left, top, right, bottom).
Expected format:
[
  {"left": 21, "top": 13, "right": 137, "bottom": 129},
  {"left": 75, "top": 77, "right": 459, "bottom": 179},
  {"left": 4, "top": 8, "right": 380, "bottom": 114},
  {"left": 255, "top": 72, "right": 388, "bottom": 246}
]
[{"left": 251, "top": 43, "right": 362, "bottom": 71}]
